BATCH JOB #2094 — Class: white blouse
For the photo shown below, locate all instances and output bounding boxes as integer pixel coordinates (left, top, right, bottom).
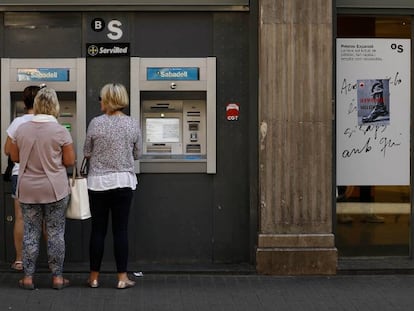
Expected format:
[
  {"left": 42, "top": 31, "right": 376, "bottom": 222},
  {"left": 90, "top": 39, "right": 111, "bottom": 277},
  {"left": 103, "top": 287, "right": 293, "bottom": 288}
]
[{"left": 87, "top": 172, "right": 137, "bottom": 191}]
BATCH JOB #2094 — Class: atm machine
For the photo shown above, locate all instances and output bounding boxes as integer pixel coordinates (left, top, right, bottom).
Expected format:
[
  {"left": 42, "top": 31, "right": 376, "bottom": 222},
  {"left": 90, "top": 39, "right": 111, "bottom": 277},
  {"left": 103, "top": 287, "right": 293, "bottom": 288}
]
[
  {"left": 130, "top": 57, "right": 216, "bottom": 174},
  {"left": 1, "top": 58, "right": 86, "bottom": 171}
]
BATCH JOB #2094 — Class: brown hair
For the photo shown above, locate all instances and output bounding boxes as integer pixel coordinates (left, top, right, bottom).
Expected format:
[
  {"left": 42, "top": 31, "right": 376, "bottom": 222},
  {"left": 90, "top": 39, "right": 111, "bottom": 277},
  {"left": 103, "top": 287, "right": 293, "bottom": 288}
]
[{"left": 23, "top": 85, "right": 41, "bottom": 110}]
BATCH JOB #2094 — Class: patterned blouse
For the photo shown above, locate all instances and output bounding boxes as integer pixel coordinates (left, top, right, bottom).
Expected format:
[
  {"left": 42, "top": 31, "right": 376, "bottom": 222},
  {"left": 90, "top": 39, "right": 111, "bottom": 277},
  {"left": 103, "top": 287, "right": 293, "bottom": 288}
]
[{"left": 83, "top": 114, "right": 142, "bottom": 191}]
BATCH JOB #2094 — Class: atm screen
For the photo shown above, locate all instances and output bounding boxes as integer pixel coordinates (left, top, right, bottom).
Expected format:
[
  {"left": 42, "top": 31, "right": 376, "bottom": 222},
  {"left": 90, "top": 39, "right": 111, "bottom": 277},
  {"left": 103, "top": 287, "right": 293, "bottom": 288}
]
[{"left": 146, "top": 118, "right": 180, "bottom": 143}]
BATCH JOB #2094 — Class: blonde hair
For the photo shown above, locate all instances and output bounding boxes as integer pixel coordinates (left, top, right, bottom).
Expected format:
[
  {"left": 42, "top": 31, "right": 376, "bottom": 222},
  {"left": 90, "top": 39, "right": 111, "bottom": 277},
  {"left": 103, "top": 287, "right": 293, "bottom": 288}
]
[
  {"left": 33, "top": 87, "right": 60, "bottom": 118},
  {"left": 100, "top": 83, "right": 129, "bottom": 113}
]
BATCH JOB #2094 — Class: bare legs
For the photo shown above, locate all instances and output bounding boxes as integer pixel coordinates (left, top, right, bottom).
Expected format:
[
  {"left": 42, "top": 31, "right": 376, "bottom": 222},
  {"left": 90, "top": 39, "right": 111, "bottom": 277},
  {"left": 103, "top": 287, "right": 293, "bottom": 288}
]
[{"left": 12, "top": 199, "right": 23, "bottom": 270}]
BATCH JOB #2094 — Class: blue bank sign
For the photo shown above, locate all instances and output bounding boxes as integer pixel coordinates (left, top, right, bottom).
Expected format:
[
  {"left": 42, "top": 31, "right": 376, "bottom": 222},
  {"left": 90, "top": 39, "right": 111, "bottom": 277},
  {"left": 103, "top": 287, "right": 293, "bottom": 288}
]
[
  {"left": 17, "top": 68, "right": 70, "bottom": 82},
  {"left": 147, "top": 67, "right": 199, "bottom": 81}
]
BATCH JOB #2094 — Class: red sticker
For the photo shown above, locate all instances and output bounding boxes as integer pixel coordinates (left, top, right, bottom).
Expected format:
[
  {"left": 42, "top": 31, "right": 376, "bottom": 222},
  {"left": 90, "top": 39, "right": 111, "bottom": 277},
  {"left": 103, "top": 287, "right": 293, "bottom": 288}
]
[{"left": 226, "top": 102, "right": 239, "bottom": 121}]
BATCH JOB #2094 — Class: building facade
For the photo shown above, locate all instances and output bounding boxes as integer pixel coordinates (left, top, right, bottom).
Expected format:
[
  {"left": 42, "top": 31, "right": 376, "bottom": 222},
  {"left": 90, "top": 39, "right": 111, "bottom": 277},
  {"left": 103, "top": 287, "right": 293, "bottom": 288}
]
[{"left": 0, "top": 0, "right": 412, "bottom": 274}]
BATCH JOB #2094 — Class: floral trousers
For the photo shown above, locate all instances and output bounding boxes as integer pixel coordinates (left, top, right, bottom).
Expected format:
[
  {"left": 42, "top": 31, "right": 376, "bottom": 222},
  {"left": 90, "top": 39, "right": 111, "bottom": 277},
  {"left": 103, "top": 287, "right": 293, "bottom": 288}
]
[{"left": 20, "top": 196, "right": 69, "bottom": 277}]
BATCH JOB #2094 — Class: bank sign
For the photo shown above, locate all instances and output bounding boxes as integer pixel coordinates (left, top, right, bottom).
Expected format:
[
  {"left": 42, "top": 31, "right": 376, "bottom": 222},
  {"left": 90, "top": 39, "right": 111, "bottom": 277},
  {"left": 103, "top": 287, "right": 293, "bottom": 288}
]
[
  {"left": 147, "top": 67, "right": 199, "bottom": 80},
  {"left": 86, "top": 43, "right": 130, "bottom": 57},
  {"left": 17, "top": 68, "right": 70, "bottom": 82}
]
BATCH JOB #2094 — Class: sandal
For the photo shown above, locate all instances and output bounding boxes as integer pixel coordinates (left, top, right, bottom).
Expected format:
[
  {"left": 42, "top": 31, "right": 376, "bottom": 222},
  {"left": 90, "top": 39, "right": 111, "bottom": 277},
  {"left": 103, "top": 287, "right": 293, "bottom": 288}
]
[
  {"left": 52, "top": 277, "right": 70, "bottom": 290},
  {"left": 87, "top": 279, "right": 99, "bottom": 288},
  {"left": 116, "top": 279, "right": 136, "bottom": 289},
  {"left": 11, "top": 261, "right": 23, "bottom": 271},
  {"left": 18, "top": 278, "right": 34, "bottom": 290}
]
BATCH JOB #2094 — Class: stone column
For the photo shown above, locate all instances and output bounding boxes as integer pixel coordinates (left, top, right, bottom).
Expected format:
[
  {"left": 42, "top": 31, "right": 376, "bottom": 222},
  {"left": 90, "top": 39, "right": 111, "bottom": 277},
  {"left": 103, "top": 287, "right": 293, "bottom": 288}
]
[{"left": 256, "top": 0, "right": 337, "bottom": 275}]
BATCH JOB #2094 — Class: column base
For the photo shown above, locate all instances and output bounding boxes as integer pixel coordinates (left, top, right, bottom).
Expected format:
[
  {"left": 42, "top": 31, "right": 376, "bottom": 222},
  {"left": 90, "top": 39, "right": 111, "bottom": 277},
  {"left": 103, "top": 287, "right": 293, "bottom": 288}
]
[{"left": 256, "top": 234, "right": 338, "bottom": 275}]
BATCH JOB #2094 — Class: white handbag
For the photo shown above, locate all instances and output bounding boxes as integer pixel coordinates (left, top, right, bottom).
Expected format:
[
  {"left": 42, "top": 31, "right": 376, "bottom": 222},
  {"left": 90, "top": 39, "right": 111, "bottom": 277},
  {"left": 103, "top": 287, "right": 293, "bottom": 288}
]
[{"left": 66, "top": 160, "right": 91, "bottom": 220}]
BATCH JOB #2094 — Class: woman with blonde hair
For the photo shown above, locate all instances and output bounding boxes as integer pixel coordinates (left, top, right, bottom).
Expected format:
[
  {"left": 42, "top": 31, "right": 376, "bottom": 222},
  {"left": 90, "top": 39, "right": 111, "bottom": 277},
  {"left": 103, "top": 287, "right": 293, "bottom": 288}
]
[
  {"left": 10, "top": 87, "right": 75, "bottom": 290},
  {"left": 84, "top": 83, "right": 141, "bottom": 289}
]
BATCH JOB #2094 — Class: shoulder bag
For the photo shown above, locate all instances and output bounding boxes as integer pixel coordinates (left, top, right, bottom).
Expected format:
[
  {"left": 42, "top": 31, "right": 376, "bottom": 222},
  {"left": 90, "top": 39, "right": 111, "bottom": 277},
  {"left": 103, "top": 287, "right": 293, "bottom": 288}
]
[{"left": 66, "top": 160, "right": 91, "bottom": 220}]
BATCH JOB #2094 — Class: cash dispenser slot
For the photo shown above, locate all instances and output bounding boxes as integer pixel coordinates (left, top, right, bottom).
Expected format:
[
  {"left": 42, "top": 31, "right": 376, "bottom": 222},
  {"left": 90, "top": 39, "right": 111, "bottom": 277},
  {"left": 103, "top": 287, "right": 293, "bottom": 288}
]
[
  {"left": 186, "top": 144, "right": 201, "bottom": 153},
  {"left": 147, "top": 144, "right": 172, "bottom": 153},
  {"left": 150, "top": 102, "right": 174, "bottom": 110},
  {"left": 187, "top": 111, "right": 201, "bottom": 117}
]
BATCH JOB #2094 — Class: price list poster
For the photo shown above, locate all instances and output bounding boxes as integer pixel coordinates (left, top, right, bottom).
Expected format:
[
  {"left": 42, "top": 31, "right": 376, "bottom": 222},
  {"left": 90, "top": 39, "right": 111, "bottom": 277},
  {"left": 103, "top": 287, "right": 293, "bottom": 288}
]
[{"left": 336, "top": 39, "right": 411, "bottom": 186}]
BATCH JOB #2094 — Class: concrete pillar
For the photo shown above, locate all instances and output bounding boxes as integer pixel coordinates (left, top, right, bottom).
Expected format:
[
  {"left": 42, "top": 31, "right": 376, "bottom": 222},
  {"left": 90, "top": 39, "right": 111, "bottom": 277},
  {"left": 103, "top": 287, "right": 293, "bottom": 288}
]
[{"left": 257, "top": 0, "right": 337, "bottom": 275}]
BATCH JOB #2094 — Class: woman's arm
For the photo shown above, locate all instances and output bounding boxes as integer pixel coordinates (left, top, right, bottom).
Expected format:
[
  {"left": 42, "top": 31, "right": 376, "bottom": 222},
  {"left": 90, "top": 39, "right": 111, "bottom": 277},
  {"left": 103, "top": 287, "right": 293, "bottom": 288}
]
[
  {"left": 4, "top": 136, "right": 13, "bottom": 156},
  {"left": 62, "top": 143, "right": 76, "bottom": 167}
]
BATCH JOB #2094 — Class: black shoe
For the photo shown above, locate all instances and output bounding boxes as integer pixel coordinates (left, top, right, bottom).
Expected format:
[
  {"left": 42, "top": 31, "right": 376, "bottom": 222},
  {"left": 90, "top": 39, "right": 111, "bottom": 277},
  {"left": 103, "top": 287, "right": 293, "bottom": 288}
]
[{"left": 362, "top": 107, "right": 389, "bottom": 123}]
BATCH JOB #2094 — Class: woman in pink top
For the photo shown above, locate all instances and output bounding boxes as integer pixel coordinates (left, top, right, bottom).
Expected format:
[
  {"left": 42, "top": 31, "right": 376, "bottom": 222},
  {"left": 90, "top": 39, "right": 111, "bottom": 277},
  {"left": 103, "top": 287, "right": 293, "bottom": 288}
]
[
  {"left": 10, "top": 87, "right": 75, "bottom": 290},
  {"left": 4, "top": 85, "right": 39, "bottom": 272}
]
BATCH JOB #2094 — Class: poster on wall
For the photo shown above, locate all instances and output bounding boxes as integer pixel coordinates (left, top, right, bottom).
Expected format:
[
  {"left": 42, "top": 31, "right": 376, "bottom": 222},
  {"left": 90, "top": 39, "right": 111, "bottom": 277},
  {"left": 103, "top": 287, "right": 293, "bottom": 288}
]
[{"left": 336, "top": 38, "right": 410, "bottom": 185}]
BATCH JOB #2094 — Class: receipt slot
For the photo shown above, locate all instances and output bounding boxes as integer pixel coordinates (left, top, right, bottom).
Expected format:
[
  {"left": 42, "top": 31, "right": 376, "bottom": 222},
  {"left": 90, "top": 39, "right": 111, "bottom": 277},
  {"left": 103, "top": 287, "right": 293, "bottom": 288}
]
[
  {"left": 1, "top": 58, "right": 86, "bottom": 171},
  {"left": 131, "top": 57, "right": 216, "bottom": 173}
]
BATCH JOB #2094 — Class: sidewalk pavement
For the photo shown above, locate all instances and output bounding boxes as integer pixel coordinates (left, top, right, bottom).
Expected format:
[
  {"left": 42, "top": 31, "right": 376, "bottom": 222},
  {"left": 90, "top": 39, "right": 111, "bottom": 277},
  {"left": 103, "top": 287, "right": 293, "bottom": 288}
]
[{"left": 1, "top": 272, "right": 414, "bottom": 311}]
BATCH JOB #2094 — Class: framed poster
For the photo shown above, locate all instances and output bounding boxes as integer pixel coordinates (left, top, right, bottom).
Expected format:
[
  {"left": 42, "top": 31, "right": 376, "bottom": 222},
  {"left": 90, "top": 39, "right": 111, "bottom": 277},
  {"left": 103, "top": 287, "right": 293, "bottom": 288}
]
[{"left": 336, "top": 38, "right": 410, "bottom": 185}]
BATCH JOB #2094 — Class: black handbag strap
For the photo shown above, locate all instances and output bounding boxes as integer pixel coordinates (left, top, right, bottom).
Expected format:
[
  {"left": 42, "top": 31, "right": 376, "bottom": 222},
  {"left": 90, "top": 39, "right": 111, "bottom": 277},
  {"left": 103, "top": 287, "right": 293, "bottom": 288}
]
[{"left": 80, "top": 157, "right": 89, "bottom": 177}]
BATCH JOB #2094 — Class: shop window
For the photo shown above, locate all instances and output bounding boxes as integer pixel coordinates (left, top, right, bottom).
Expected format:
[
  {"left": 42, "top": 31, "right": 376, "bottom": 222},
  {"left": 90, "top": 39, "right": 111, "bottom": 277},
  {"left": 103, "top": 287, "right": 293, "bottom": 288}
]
[{"left": 336, "top": 15, "right": 411, "bottom": 257}]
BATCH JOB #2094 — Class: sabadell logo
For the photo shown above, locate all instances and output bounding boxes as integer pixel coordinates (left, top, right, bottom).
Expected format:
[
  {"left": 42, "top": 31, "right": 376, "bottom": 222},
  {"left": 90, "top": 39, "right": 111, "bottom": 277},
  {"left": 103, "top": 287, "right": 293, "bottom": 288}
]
[
  {"left": 158, "top": 71, "right": 188, "bottom": 78},
  {"left": 33, "top": 72, "right": 58, "bottom": 78}
]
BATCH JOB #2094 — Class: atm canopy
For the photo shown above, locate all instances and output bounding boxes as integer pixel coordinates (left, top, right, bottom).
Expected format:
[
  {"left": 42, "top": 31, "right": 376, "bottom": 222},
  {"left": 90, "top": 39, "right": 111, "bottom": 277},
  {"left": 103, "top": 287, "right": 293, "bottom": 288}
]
[{"left": 0, "top": 0, "right": 249, "bottom": 12}]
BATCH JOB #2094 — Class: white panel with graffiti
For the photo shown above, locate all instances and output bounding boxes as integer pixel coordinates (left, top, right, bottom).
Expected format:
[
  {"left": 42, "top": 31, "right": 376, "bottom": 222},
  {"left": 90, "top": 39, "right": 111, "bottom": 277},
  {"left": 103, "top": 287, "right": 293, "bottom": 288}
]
[{"left": 336, "top": 38, "right": 410, "bottom": 185}]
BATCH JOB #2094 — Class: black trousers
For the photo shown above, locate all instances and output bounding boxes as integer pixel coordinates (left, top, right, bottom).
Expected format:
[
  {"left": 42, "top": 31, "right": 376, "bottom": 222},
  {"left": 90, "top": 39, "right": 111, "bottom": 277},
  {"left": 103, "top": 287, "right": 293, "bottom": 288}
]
[{"left": 88, "top": 187, "right": 133, "bottom": 273}]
